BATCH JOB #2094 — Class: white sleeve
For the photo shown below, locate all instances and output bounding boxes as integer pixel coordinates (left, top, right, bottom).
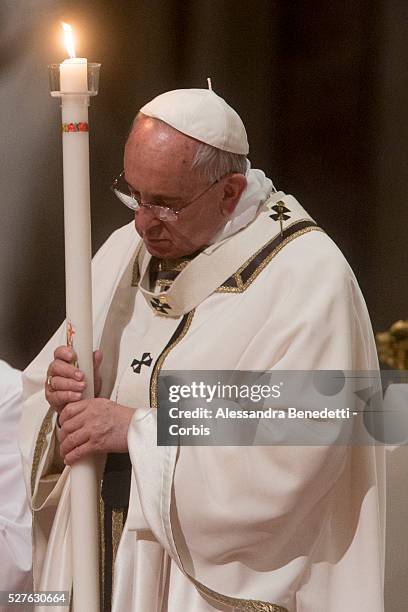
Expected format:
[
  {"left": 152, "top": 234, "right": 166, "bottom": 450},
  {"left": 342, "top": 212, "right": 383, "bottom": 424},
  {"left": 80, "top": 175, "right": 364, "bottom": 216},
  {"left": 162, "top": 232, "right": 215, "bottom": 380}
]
[{"left": 0, "top": 362, "right": 32, "bottom": 592}]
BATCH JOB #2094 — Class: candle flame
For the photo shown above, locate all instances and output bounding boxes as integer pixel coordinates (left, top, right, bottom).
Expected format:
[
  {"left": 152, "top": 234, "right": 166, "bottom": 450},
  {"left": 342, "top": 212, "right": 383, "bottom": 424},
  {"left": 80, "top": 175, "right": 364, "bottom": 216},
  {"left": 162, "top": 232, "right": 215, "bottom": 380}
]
[{"left": 61, "top": 22, "right": 76, "bottom": 58}]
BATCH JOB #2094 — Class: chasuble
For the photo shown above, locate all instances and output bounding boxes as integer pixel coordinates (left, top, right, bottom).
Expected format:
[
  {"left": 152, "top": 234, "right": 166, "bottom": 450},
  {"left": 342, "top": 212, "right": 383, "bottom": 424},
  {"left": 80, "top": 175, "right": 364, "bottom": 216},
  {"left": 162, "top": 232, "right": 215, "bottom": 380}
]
[{"left": 19, "top": 192, "right": 385, "bottom": 611}]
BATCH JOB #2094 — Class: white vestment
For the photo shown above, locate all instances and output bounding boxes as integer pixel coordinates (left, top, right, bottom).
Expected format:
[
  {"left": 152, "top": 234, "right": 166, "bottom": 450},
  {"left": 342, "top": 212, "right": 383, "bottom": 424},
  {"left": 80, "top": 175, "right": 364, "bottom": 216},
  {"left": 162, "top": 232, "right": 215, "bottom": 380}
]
[
  {"left": 0, "top": 361, "right": 32, "bottom": 606},
  {"left": 20, "top": 192, "right": 385, "bottom": 612}
]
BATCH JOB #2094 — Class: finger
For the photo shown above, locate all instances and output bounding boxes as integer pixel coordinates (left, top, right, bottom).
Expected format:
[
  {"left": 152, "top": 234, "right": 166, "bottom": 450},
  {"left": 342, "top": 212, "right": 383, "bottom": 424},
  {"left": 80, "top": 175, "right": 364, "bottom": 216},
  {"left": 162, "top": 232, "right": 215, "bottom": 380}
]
[
  {"left": 49, "top": 359, "right": 84, "bottom": 381},
  {"left": 59, "top": 400, "right": 89, "bottom": 426},
  {"left": 59, "top": 411, "right": 87, "bottom": 440},
  {"left": 48, "top": 376, "right": 86, "bottom": 393},
  {"left": 46, "top": 390, "right": 84, "bottom": 410},
  {"left": 64, "top": 441, "right": 96, "bottom": 465},
  {"left": 54, "top": 346, "right": 78, "bottom": 363},
  {"left": 93, "top": 349, "right": 103, "bottom": 368},
  {"left": 60, "top": 428, "right": 90, "bottom": 458}
]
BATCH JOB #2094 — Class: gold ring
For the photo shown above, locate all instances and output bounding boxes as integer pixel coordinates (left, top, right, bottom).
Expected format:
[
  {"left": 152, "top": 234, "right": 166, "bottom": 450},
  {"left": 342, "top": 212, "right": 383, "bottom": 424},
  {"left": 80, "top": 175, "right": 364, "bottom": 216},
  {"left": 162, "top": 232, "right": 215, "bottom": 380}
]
[{"left": 47, "top": 375, "right": 55, "bottom": 390}]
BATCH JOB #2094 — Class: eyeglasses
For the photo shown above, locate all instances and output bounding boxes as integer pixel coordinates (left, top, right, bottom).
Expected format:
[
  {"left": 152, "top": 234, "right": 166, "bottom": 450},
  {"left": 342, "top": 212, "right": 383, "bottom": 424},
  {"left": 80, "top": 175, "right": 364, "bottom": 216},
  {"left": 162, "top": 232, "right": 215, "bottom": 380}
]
[{"left": 111, "top": 170, "right": 219, "bottom": 222}]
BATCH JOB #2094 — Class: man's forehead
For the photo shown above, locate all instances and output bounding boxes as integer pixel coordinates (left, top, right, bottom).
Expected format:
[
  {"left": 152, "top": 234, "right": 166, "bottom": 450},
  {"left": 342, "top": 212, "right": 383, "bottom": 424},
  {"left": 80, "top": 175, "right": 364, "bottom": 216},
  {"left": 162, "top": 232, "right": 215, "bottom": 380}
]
[
  {"left": 127, "top": 115, "right": 198, "bottom": 151},
  {"left": 124, "top": 118, "right": 199, "bottom": 179},
  {"left": 124, "top": 122, "right": 201, "bottom": 194}
]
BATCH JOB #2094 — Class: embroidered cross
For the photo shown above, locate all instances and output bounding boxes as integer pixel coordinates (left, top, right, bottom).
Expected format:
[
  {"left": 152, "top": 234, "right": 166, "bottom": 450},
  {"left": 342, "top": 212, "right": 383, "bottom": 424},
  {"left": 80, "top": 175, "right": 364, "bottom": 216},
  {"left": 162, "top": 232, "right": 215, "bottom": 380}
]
[
  {"left": 131, "top": 352, "right": 153, "bottom": 374},
  {"left": 66, "top": 321, "right": 79, "bottom": 367},
  {"left": 150, "top": 297, "right": 172, "bottom": 314},
  {"left": 66, "top": 321, "right": 76, "bottom": 348},
  {"left": 269, "top": 201, "right": 291, "bottom": 237}
]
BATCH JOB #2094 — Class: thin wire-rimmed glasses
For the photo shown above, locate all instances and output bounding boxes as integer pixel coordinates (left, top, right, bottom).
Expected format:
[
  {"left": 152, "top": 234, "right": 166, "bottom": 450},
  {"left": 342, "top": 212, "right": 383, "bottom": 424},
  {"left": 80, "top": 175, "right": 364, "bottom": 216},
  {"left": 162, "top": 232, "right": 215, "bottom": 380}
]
[{"left": 111, "top": 170, "right": 219, "bottom": 222}]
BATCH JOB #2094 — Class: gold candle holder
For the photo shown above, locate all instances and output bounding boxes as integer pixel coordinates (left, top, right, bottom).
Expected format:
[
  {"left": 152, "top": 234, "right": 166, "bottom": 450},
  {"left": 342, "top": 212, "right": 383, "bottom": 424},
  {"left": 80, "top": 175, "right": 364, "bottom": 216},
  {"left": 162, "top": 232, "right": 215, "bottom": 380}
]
[{"left": 376, "top": 320, "right": 408, "bottom": 371}]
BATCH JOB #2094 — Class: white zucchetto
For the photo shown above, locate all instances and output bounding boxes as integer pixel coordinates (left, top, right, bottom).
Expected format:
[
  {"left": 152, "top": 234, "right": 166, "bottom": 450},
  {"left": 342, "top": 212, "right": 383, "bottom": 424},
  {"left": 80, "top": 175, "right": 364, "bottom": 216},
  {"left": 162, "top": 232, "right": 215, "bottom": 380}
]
[{"left": 139, "top": 88, "right": 249, "bottom": 154}]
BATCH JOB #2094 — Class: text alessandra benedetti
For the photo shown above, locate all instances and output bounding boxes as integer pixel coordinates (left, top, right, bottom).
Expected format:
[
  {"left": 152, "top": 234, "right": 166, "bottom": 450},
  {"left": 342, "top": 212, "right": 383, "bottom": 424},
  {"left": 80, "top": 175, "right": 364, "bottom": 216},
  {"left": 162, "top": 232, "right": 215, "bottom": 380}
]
[{"left": 168, "top": 407, "right": 353, "bottom": 420}]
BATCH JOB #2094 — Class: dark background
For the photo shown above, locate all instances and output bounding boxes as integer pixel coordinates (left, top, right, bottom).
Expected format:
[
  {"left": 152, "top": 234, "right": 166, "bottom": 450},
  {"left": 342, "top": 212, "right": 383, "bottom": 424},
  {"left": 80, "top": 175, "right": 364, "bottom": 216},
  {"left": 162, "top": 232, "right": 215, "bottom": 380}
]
[{"left": 1, "top": 0, "right": 407, "bottom": 369}]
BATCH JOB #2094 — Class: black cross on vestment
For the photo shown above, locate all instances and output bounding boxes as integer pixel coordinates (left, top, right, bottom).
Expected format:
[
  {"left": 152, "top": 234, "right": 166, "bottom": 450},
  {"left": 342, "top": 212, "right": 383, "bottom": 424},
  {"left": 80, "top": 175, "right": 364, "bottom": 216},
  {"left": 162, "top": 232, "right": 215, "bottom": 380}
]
[
  {"left": 269, "top": 201, "right": 291, "bottom": 222},
  {"left": 150, "top": 297, "right": 172, "bottom": 314},
  {"left": 131, "top": 352, "right": 153, "bottom": 374},
  {"left": 269, "top": 201, "right": 292, "bottom": 237}
]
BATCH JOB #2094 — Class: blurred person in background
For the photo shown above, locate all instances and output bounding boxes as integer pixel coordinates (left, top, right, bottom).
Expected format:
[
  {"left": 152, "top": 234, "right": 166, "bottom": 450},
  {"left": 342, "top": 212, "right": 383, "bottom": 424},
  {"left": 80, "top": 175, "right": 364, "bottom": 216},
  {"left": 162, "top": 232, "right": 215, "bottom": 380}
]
[{"left": 0, "top": 360, "right": 32, "bottom": 607}]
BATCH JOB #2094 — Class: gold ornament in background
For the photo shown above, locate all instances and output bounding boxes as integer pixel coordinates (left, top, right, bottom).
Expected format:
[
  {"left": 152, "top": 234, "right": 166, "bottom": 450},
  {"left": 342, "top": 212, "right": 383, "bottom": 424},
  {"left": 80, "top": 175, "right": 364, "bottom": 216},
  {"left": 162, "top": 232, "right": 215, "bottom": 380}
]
[{"left": 376, "top": 320, "right": 408, "bottom": 370}]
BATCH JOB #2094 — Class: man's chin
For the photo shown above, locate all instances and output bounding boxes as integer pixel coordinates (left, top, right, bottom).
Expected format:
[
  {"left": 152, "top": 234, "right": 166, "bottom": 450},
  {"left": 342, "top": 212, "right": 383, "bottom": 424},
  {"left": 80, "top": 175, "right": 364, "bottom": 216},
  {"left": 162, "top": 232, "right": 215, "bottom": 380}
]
[
  {"left": 143, "top": 236, "right": 200, "bottom": 259},
  {"left": 144, "top": 238, "right": 174, "bottom": 257}
]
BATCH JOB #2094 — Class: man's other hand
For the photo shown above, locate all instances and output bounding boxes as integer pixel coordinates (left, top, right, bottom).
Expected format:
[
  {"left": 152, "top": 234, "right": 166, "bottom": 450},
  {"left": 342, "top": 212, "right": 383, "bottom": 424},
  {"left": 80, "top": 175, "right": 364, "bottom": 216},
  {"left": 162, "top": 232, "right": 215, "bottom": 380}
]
[
  {"left": 58, "top": 399, "right": 134, "bottom": 465},
  {"left": 45, "top": 346, "right": 103, "bottom": 415}
]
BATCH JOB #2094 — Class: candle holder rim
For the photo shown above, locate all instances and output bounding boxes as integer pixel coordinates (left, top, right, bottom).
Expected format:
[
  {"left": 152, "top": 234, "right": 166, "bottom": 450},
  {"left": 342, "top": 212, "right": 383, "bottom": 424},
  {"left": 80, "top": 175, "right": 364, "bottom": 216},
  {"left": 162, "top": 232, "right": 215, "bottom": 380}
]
[
  {"left": 50, "top": 91, "right": 98, "bottom": 97},
  {"left": 48, "top": 62, "right": 101, "bottom": 97},
  {"left": 48, "top": 62, "right": 101, "bottom": 68}
]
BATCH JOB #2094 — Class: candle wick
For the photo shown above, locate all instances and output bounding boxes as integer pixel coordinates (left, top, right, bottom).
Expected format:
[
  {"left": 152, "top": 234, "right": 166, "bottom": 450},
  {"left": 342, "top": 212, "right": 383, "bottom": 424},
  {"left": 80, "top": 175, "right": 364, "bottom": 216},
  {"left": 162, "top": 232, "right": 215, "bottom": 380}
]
[{"left": 207, "top": 77, "right": 212, "bottom": 91}]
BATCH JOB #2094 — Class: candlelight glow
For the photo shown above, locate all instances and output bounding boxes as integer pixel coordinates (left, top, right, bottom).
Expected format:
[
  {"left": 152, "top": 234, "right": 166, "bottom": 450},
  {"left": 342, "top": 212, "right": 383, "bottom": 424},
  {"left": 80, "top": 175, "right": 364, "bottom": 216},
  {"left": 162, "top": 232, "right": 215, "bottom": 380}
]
[{"left": 62, "top": 22, "right": 76, "bottom": 58}]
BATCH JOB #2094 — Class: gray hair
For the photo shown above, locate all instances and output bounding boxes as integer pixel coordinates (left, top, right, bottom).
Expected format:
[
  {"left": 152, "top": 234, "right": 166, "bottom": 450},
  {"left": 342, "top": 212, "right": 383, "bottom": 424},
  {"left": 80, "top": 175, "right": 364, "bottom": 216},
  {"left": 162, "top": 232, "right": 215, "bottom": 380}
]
[{"left": 191, "top": 141, "right": 247, "bottom": 183}]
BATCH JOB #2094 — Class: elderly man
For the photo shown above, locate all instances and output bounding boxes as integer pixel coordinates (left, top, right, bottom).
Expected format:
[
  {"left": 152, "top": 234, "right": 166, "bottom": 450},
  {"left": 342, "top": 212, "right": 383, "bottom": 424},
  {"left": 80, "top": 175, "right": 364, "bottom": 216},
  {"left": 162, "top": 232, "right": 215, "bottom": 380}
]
[{"left": 20, "top": 89, "right": 385, "bottom": 612}]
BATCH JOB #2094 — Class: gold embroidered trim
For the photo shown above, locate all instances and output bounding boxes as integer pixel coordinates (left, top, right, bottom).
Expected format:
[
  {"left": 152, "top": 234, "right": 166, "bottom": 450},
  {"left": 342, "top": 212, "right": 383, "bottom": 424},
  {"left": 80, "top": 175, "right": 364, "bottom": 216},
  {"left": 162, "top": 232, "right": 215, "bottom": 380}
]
[
  {"left": 236, "top": 216, "right": 311, "bottom": 276},
  {"left": 156, "top": 257, "right": 192, "bottom": 272},
  {"left": 131, "top": 243, "right": 144, "bottom": 287},
  {"left": 133, "top": 251, "right": 195, "bottom": 288},
  {"left": 157, "top": 278, "right": 174, "bottom": 289},
  {"left": 150, "top": 311, "right": 195, "bottom": 409},
  {"left": 99, "top": 501, "right": 126, "bottom": 610},
  {"left": 192, "top": 577, "right": 289, "bottom": 612},
  {"left": 111, "top": 508, "right": 124, "bottom": 574},
  {"left": 216, "top": 225, "right": 323, "bottom": 294},
  {"left": 132, "top": 265, "right": 140, "bottom": 287},
  {"left": 99, "top": 494, "right": 105, "bottom": 609},
  {"left": 30, "top": 407, "right": 54, "bottom": 495}
]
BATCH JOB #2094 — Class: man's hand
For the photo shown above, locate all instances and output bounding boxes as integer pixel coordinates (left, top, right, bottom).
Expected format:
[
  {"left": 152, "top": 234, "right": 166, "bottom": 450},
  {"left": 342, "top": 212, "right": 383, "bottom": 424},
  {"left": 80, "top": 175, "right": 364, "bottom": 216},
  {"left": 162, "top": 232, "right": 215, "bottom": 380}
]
[
  {"left": 45, "top": 346, "right": 103, "bottom": 416},
  {"left": 58, "top": 398, "right": 134, "bottom": 465}
]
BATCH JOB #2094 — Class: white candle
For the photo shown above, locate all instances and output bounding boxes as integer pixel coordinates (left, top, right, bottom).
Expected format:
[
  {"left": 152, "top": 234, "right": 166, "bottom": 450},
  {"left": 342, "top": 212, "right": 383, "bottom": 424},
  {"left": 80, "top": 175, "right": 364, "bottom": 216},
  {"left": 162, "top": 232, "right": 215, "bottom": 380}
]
[
  {"left": 60, "top": 57, "right": 88, "bottom": 93},
  {"left": 60, "top": 22, "right": 88, "bottom": 94},
  {"left": 56, "top": 22, "right": 99, "bottom": 612}
]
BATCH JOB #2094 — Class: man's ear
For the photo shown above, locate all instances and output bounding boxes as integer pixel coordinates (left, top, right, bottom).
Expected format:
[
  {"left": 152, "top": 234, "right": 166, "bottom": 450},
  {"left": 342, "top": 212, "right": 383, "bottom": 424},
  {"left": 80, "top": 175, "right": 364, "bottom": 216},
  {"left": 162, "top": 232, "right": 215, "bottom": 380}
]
[{"left": 220, "top": 174, "right": 247, "bottom": 216}]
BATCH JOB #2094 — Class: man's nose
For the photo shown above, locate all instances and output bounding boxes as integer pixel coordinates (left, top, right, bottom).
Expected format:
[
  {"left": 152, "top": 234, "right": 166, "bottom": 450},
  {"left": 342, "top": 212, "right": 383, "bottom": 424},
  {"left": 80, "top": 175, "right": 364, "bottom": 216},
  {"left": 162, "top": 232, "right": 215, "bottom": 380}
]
[{"left": 135, "top": 207, "right": 162, "bottom": 234}]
